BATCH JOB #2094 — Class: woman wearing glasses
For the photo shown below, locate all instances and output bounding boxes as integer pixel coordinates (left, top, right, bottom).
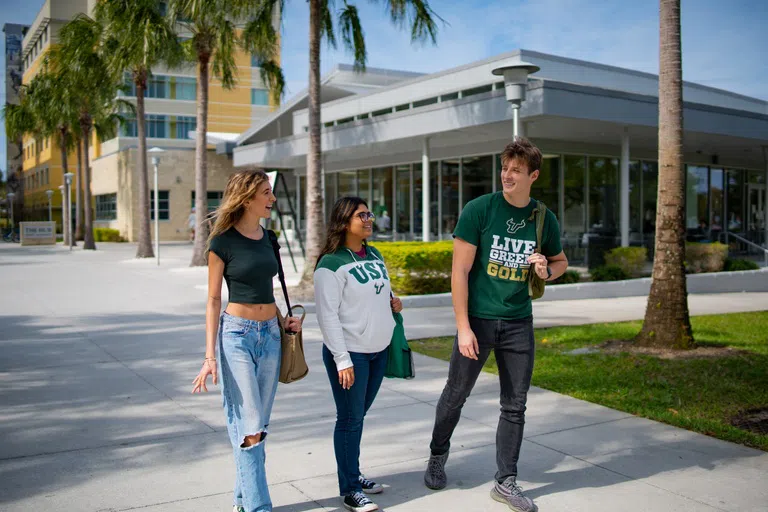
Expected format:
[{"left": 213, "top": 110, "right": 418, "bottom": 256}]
[{"left": 314, "top": 196, "right": 404, "bottom": 512}]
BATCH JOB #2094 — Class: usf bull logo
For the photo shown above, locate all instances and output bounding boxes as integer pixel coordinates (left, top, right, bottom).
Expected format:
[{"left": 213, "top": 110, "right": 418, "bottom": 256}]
[{"left": 507, "top": 217, "right": 526, "bottom": 234}]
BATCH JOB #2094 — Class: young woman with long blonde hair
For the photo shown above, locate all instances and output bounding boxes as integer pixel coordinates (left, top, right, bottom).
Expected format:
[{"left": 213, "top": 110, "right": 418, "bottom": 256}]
[{"left": 192, "top": 169, "right": 302, "bottom": 512}]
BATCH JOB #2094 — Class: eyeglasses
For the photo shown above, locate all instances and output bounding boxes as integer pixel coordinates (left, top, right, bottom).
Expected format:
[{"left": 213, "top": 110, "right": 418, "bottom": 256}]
[{"left": 356, "top": 212, "right": 375, "bottom": 222}]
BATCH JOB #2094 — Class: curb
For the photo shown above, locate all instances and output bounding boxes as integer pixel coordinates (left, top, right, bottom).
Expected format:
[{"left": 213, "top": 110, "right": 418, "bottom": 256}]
[{"left": 298, "top": 268, "right": 768, "bottom": 313}]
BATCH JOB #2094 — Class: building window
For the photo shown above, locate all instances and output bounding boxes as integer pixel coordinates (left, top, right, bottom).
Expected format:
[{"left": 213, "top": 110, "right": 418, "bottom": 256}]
[
  {"left": 588, "top": 157, "right": 619, "bottom": 236},
  {"left": 413, "top": 97, "right": 438, "bottom": 108},
  {"left": 175, "top": 116, "right": 196, "bottom": 139},
  {"left": 96, "top": 193, "right": 117, "bottom": 220},
  {"left": 686, "top": 165, "right": 709, "bottom": 236},
  {"left": 531, "top": 155, "right": 560, "bottom": 220},
  {"left": 440, "top": 92, "right": 459, "bottom": 102},
  {"left": 147, "top": 114, "right": 168, "bottom": 138},
  {"left": 174, "top": 76, "right": 196, "bottom": 100},
  {"left": 251, "top": 54, "right": 263, "bottom": 67},
  {"left": 461, "top": 84, "right": 493, "bottom": 97},
  {"left": 150, "top": 190, "right": 170, "bottom": 220},
  {"left": 251, "top": 88, "right": 269, "bottom": 105},
  {"left": 147, "top": 75, "right": 169, "bottom": 98},
  {"left": 191, "top": 190, "right": 223, "bottom": 213}
]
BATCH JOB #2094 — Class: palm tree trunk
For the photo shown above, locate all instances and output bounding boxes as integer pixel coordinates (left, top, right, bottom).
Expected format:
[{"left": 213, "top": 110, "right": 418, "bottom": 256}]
[
  {"left": 635, "top": 0, "right": 693, "bottom": 349},
  {"left": 59, "top": 127, "right": 72, "bottom": 247},
  {"left": 299, "top": 0, "right": 325, "bottom": 285},
  {"left": 135, "top": 72, "right": 154, "bottom": 258},
  {"left": 75, "top": 140, "right": 84, "bottom": 240},
  {"left": 81, "top": 121, "right": 96, "bottom": 250},
  {"left": 190, "top": 53, "right": 210, "bottom": 267}
]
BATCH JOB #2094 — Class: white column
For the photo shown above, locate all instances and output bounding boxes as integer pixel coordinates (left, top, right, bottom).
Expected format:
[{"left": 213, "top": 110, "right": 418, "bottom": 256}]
[
  {"left": 422, "top": 138, "right": 430, "bottom": 242},
  {"left": 409, "top": 164, "right": 414, "bottom": 239},
  {"left": 620, "top": 128, "right": 630, "bottom": 247},
  {"left": 512, "top": 105, "right": 520, "bottom": 139}
]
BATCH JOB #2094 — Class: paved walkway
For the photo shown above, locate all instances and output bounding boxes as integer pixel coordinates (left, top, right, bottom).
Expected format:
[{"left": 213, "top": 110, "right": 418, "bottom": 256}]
[{"left": 1, "top": 243, "right": 767, "bottom": 512}]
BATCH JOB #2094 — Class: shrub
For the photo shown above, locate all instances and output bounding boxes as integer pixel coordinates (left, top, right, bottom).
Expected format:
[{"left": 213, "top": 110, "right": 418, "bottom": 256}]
[
  {"left": 589, "top": 264, "right": 629, "bottom": 282},
  {"left": 604, "top": 247, "right": 647, "bottom": 277},
  {"left": 371, "top": 241, "right": 453, "bottom": 295},
  {"left": 723, "top": 258, "right": 760, "bottom": 272},
  {"left": 685, "top": 242, "right": 727, "bottom": 273},
  {"left": 551, "top": 269, "right": 581, "bottom": 285},
  {"left": 94, "top": 228, "right": 126, "bottom": 242}
]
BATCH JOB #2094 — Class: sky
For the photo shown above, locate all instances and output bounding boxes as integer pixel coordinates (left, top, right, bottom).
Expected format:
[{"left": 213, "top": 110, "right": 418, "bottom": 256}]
[{"left": 2, "top": 0, "right": 767, "bottom": 178}]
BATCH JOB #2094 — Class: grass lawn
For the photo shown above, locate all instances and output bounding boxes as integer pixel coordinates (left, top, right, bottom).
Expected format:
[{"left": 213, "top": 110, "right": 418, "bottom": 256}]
[{"left": 410, "top": 311, "right": 768, "bottom": 451}]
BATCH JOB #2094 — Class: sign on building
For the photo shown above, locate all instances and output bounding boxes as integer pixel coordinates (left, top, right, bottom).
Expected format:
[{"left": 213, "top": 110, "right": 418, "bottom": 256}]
[{"left": 19, "top": 221, "right": 57, "bottom": 246}]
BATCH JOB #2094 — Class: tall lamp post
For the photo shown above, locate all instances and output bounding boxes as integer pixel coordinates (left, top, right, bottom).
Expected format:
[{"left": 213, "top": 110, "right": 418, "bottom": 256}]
[
  {"left": 46, "top": 189, "right": 54, "bottom": 222},
  {"left": 149, "top": 147, "right": 165, "bottom": 266},
  {"left": 63, "top": 172, "right": 74, "bottom": 250},
  {"left": 492, "top": 61, "right": 540, "bottom": 139},
  {"left": 58, "top": 185, "right": 65, "bottom": 243},
  {"left": 6, "top": 192, "right": 15, "bottom": 232}
]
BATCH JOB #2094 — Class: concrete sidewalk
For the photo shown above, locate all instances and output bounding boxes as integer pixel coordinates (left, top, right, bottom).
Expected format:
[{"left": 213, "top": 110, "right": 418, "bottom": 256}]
[{"left": 0, "top": 243, "right": 767, "bottom": 512}]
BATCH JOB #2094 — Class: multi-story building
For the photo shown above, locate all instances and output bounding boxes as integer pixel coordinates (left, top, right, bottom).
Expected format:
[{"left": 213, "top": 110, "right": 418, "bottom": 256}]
[
  {"left": 19, "top": 0, "right": 278, "bottom": 241},
  {"left": 3, "top": 23, "right": 29, "bottom": 220}
]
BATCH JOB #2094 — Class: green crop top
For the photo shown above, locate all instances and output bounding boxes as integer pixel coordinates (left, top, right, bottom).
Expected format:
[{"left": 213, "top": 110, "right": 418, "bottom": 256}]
[{"left": 208, "top": 227, "right": 278, "bottom": 304}]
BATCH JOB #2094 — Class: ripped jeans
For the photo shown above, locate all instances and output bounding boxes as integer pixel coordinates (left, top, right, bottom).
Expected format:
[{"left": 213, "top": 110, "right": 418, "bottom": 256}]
[{"left": 219, "top": 312, "right": 281, "bottom": 512}]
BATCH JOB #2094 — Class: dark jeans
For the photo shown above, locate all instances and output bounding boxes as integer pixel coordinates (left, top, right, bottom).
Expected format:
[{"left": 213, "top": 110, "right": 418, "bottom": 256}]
[
  {"left": 430, "top": 315, "right": 535, "bottom": 483},
  {"left": 323, "top": 345, "right": 388, "bottom": 496}
]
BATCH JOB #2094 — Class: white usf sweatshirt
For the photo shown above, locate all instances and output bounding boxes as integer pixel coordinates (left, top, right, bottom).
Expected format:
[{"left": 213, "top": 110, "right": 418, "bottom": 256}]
[{"left": 314, "top": 246, "right": 396, "bottom": 370}]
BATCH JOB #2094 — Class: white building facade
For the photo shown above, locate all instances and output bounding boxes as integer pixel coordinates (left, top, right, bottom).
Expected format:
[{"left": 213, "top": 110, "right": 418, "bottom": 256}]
[{"left": 232, "top": 50, "right": 768, "bottom": 265}]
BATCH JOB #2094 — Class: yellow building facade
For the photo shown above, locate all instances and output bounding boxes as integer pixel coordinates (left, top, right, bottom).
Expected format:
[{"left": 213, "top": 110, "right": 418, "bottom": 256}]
[{"left": 20, "top": 0, "right": 279, "bottom": 241}]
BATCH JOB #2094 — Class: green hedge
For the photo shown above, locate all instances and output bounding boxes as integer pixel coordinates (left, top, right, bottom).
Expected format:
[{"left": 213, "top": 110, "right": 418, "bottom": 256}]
[
  {"left": 94, "top": 228, "right": 126, "bottom": 242},
  {"left": 604, "top": 247, "right": 647, "bottom": 277},
  {"left": 552, "top": 269, "right": 581, "bottom": 285},
  {"left": 686, "top": 242, "right": 727, "bottom": 273},
  {"left": 590, "top": 264, "right": 629, "bottom": 282},
  {"left": 723, "top": 258, "right": 760, "bottom": 272},
  {"left": 371, "top": 241, "right": 453, "bottom": 295}
]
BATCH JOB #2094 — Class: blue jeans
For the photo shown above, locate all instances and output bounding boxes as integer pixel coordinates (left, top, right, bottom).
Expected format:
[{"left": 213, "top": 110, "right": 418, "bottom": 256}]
[
  {"left": 322, "top": 345, "right": 388, "bottom": 496},
  {"left": 219, "top": 313, "right": 281, "bottom": 512}
]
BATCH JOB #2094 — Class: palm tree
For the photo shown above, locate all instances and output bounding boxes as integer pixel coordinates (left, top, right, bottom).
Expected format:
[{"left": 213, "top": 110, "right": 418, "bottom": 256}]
[
  {"left": 294, "top": 0, "right": 441, "bottom": 285},
  {"left": 52, "top": 14, "right": 132, "bottom": 250},
  {"left": 635, "top": 0, "right": 694, "bottom": 349},
  {"left": 93, "top": 0, "right": 183, "bottom": 257},
  {"left": 167, "top": 0, "right": 285, "bottom": 266},
  {"left": 4, "top": 70, "right": 79, "bottom": 245}
]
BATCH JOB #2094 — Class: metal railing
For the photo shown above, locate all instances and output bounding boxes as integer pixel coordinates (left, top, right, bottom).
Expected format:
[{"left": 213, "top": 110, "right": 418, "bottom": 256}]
[{"left": 722, "top": 231, "right": 768, "bottom": 267}]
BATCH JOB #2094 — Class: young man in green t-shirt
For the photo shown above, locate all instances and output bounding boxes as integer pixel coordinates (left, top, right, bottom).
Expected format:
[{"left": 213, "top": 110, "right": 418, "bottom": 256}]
[{"left": 424, "top": 138, "right": 568, "bottom": 512}]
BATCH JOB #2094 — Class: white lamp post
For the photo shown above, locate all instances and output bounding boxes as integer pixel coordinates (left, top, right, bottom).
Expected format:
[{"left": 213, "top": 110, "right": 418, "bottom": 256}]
[
  {"left": 492, "top": 61, "right": 540, "bottom": 139},
  {"left": 148, "top": 147, "right": 165, "bottom": 266},
  {"left": 58, "top": 185, "right": 65, "bottom": 241},
  {"left": 6, "top": 192, "right": 15, "bottom": 231},
  {"left": 46, "top": 189, "right": 54, "bottom": 222},
  {"left": 64, "top": 172, "right": 75, "bottom": 250}
]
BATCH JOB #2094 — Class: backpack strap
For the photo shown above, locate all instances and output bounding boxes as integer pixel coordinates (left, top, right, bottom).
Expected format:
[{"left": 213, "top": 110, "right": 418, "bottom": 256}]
[
  {"left": 267, "top": 229, "right": 292, "bottom": 317},
  {"left": 528, "top": 201, "right": 547, "bottom": 297}
]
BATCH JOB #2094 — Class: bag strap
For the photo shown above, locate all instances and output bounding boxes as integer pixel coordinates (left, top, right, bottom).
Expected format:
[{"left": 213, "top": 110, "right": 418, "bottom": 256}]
[
  {"left": 267, "top": 229, "right": 292, "bottom": 317},
  {"left": 535, "top": 201, "right": 546, "bottom": 253}
]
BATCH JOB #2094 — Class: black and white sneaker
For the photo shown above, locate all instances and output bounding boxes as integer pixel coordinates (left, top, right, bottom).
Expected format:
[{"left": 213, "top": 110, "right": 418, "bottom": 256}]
[
  {"left": 359, "top": 474, "right": 383, "bottom": 494},
  {"left": 343, "top": 491, "right": 379, "bottom": 512}
]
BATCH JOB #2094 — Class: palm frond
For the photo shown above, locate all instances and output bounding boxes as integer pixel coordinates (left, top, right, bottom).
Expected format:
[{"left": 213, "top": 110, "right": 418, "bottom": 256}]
[
  {"left": 339, "top": 3, "right": 366, "bottom": 71},
  {"left": 322, "top": 0, "right": 338, "bottom": 49}
]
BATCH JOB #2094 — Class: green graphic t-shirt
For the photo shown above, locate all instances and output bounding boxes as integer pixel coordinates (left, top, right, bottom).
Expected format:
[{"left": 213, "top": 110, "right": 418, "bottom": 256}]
[{"left": 453, "top": 193, "right": 563, "bottom": 320}]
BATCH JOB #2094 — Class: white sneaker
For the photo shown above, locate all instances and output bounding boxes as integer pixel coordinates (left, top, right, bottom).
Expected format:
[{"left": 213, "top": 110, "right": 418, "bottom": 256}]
[{"left": 359, "top": 474, "right": 383, "bottom": 494}]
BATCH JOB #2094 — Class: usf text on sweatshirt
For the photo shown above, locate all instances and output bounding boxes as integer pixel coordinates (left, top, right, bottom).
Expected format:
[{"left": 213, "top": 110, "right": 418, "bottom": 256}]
[{"left": 314, "top": 246, "right": 396, "bottom": 371}]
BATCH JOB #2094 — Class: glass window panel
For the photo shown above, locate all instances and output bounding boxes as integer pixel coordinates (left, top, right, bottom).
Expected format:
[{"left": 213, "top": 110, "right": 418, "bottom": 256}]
[
  {"left": 174, "top": 77, "right": 196, "bottom": 100},
  {"left": 461, "top": 155, "right": 493, "bottom": 208},
  {"left": 371, "top": 167, "right": 393, "bottom": 239},
  {"left": 562, "top": 155, "right": 586, "bottom": 261},
  {"left": 147, "top": 75, "right": 168, "bottom": 98},
  {"left": 441, "top": 159, "right": 459, "bottom": 237},
  {"left": 629, "top": 161, "right": 642, "bottom": 236},
  {"left": 588, "top": 157, "right": 619, "bottom": 236},
  {"left": 531, "top": 155, "right": 560, "bottom": 217},
  {"left": 176, "top": 116, "right": 196, "bottom": 139},
  {"left": 358, "top": 169, "right": 370, "bottom": 204},
  {"left": 461, "top": 84, "right": 493, "bottom": 97},
  {"left": 440, "top": 92, "right": 459, "bottom": 101},
  {"left": 150, "top": 190, "right": 169, "bottom": 220},
  {"left": 96, "top": 193, "right": 117, "bottom": 220},
  {"left": 396, "top": 165, "right": 411, "bottom": 237},
  {"left": 338, "top": 171, "right": 356, "bottom": 198},
  {"left": 251, "top": 88, "right": 269, "bottom": 105},
  {"left": 413, "top": 97, "right": 438, "bottom": 108},
  {"left": 686, "top": 165, "right": 709, "bottom": 237},
  {"left": 710, "top": 168, "right": 724, "bottom": 240},
  {"left": 727, "top": 169, "right": 745, "bottom": 232}
]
